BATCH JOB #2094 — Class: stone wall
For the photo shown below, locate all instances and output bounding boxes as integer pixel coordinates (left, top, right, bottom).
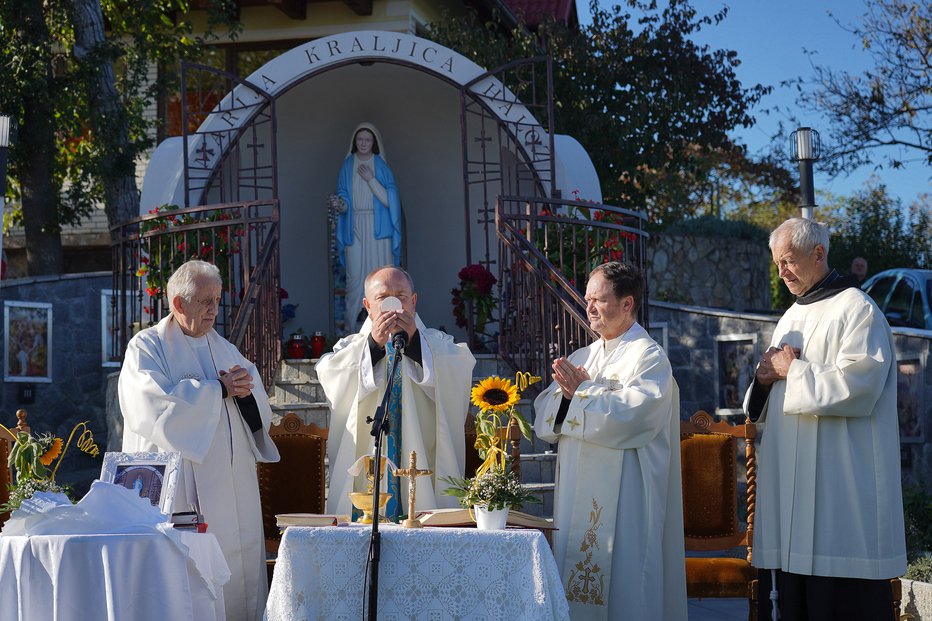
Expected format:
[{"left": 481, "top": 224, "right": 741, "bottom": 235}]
[
  {"left": 0, "top": 272, "right": 113, "bottom": 491},
  {"left": 650, "top": 300, "right": 932, "bottom": 492},
  {"left": 647, "top": 233, "right": 772, "bottom": 312}
]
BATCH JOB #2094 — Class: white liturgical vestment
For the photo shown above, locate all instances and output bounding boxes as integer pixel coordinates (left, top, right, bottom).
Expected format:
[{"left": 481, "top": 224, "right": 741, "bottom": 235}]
[
  {"left": 743, "top": 286, "right": 906, "bottom": 579},
  {"left": 316, "top": 314, "right": 475, "bottom": 515},
  {"left": 119, "top": 314, "right": 280, "bottom": 621},
  {"left": 535, "top": 323, "right": 687, "bottom": 621}
]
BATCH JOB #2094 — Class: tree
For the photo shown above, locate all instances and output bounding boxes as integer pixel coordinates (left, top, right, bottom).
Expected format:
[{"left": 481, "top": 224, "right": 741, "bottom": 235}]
[
  {"left": 430, "top": 0, "right": 792, "bottom": 225},
  {"left": 0, "top": 0, "right": 235, "bottom": 275},
  {"left": 799, "top": 0, "right": 932, "bottom": 175},
  {"left": 822, "top": 181, "right": 931, "bottom": 272}
]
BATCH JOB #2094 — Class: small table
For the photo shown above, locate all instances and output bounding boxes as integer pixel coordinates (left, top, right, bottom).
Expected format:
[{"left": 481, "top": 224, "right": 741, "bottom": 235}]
[
  {"left": 266, "top": 525, "right": 569, "bottom": 620},
  {"left": 0, "top": 530, "right": 230, "bottom": 621}
]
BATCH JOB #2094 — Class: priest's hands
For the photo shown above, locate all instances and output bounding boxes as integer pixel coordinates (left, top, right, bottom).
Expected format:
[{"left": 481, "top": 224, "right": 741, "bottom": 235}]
[
  {"left": 552, "top": 357, "right": 590, "bottom": 396},
  {"left": 370, "top": 309, "right": 416, "bottom": 348},
  {"left": 755, "top": 344, "right": 800, "bottom": 386},
  {"left": 219, "top": 365, "right": 254, "bottom": 398}
]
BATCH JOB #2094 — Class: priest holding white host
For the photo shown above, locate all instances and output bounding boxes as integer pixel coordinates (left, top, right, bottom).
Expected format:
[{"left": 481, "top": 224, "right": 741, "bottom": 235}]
[
  {"left": 317, "top": 266, "right": 475, "bottom": 519},
  {"left": 534, "top": 262, "right": 687, "bottom": 621},
  {"left": 119, "top": 260, "right": 280, "bottom": 621},
  {"left": 744, "top": 218, "right": 905, "bottom": 620}
]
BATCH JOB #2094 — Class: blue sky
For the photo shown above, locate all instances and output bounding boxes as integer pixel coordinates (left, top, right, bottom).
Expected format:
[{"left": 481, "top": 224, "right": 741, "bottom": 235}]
[{"left": 579, "top": 1, "right": 931, "bottom": 207}]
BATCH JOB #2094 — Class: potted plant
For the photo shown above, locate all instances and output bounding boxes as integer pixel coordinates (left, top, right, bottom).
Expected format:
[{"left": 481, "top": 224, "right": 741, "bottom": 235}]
[
  {"left": 451, "top": 264, "right": 497, "bottom": 348},
  {"left": 441, "top": 373, "right": 539, "bottom": 529}
]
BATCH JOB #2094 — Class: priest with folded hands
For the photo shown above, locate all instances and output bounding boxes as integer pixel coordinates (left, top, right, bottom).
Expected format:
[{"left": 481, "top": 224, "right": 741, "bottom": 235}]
[
  {"left": 317, "top": 266, "right": 475, "bottom": 520},
  {"left": 119, "top": 260, "right": 279, "bottom": 621},
  {"left": 535, "top": 261, "right": 687, "bottom": 621}
]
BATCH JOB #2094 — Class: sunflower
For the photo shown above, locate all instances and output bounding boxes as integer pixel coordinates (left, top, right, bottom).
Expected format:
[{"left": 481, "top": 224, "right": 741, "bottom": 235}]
[
  {"left": 471, "top": 376, "right": 519, "bottom": 412},
  {"left": 38, "top": 437, "right": 63, "bottom": 466}
]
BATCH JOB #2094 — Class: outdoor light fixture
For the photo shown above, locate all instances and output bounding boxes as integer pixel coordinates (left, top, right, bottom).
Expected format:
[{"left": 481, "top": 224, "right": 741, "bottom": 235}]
[{"left": 790, "top": 127, "right": 821, "bottom": 220}]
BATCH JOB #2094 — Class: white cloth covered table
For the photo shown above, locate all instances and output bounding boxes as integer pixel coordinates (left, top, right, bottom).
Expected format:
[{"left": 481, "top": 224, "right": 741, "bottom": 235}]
[
  {"left": 0, "top": 530, "right": 230, "bottom": 621},
  {"left": 266, "top": 525, "right": 569, "bottom": 621}
]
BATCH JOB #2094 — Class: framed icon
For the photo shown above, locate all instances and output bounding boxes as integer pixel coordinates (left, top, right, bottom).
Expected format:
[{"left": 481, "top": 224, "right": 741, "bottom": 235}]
[
  {"left": 4, "top": 301, "right": 53, "bottom": 383},
  {"left": 100, "top": 451, "right": 181, "bottom": 514},
  {"left": 715, "top": 333, "right": 757, "bottom": 416}
]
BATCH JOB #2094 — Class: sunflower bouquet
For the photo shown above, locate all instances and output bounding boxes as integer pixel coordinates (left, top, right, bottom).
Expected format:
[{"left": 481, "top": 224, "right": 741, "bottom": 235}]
[
  {"left": 1, "top": 418, "right": 100, "bottom": 513},
  {"left": 441, "top": 372, "right": 540, "bottom": 512}
]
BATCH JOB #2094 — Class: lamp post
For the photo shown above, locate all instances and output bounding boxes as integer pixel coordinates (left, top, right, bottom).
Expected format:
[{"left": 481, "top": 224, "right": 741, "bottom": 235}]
[
  {"left": 790, "top": 127, "right": 821, "bottom": 220},
  {"left": 0, "top": 114, "right": 10, "bottom": 281}
]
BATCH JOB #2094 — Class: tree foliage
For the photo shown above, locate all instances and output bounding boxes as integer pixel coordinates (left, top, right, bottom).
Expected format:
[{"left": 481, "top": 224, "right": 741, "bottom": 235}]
[
  {"left": 822, "top": 182, "right": 931, "bottom": 273},
  {"left": 799, "top": 0, "right": 932, "bottom": 175},
  {"left": 429, "top": 0, "right": 793, "bottom": 225},
  {"left": 0, "top": 0, "right": 236, "bottom": 274}
]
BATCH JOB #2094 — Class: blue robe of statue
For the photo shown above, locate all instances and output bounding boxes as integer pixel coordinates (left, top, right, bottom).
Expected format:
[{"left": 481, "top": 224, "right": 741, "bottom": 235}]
[{"left": 334, "top": 153, "right": 402, "bottom": 267}]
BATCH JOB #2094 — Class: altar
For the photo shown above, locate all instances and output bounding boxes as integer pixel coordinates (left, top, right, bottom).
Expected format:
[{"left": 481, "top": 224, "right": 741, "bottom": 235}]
[
  {"left": 0, "top": 530, "right": 229, "bottom": 621},
  {"left": 265, "top": 525, "right": 569, "bottom": 620}
]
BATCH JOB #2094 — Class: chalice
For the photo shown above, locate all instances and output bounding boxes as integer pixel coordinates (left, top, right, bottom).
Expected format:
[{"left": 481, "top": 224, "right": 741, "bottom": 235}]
[{"left": 348, "top": 455, "right": 392, "bottom": 524}]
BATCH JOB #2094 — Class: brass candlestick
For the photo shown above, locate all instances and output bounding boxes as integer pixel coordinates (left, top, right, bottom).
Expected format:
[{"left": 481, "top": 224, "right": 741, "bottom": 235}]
[
  {"left": 395, "top": 451, "right": 432, "bottom": 529},
  {"left": 348, "top": 455, "right": 392, "bottom": 524}
]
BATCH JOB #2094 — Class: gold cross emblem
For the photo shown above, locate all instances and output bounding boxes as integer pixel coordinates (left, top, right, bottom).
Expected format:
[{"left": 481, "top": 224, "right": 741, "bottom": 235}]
[{"left": 566, "top": 418, "right": 581, "bottom": 430}]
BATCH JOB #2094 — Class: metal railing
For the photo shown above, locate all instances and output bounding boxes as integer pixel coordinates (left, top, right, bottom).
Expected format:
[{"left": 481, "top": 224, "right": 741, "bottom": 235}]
[
  {"left": 496, "top": 196, "right": 649, "bottom": 387},
  {"left": 110, "top": 199, "right": 280, "bottom": 389}
]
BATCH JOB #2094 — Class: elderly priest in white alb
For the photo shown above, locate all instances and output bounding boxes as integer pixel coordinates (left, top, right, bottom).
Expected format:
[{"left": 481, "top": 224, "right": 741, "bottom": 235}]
[
  {"left": 317, "top": 266, "right": 475, "bottom": 518},
  {"left": 744, "top": 218, "right": 905, "bottom": 620},
  {"left": 119, "top": 260, "right": 280, "bottom": 621},
  {"left": 534, "top": 262, "right": 687, "bottom": 621}
]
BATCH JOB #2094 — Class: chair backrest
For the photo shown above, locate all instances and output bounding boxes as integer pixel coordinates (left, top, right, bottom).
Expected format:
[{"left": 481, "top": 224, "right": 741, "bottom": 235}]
[
  {"left": 464, "top": 413, "right": 522, "bottom": 478},
  {"left": 680, "top": 410, "right": 756, "bottom": 563},
  {"left": 0, "top": 410, "right": 31, "bottom": 525},
  {"left": 257, "top": 412, "right": 327, "bottom": 544}
]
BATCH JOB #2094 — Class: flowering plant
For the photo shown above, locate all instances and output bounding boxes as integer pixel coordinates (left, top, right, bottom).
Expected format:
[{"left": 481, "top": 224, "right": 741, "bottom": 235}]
[
  {"left": 451, "top": 264, "right": 497, "bottom": 335},
  {"left": 135, "top": 204, "right": 244, "bottom": 300},
  {"left": 441, "top": 372, "right": 540, "bottom": 511},
  {"left": 1, "top": 419, "right": 100, "bottom": 513}
]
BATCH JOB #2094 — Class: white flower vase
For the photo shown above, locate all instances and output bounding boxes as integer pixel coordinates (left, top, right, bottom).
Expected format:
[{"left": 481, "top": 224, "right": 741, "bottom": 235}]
[{"left": 474, "top": 505, "right": 509, "bottom": 530}]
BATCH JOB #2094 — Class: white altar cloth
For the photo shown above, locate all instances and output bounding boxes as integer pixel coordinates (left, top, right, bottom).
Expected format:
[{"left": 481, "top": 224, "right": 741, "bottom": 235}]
[
  {"left": 266, "top": 525, "right": 570, "bottom": 621},
  {"left": 0, "top": 530, "right": 230, "bottom": 621}
]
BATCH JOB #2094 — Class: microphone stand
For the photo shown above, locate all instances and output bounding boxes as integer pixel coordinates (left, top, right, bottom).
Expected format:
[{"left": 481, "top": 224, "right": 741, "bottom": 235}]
[{"left": 365, "top": 335, "right": 405, "bottom": 621}]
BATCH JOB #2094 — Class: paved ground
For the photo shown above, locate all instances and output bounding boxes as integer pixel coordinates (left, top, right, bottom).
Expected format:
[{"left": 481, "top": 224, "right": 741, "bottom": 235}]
[{"left": 687, "top": 597, "right": 749, "bottom": 620}]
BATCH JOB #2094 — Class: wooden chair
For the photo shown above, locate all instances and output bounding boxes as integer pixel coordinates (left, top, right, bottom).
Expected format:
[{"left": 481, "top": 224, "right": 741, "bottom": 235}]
[
  {"left": 680, "top": 410, "right": 758, "bottom": 620},
  {"left": 256, "top": 412, "right": 327, "bottom": 563},
  {"left": 464, "top": 413, "right": 522, "bottom": 478},
  {"left": 0, "top": 410, "right": 31, "bottom": 526}
]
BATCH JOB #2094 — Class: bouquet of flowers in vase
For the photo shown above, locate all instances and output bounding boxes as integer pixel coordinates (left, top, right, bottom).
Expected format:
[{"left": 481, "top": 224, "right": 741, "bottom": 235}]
[
  {"left": 1, "top": 415, "right": 100, "bottom": 513},
  {"left": 450, "top": 263, "right": 498, "bottom": 335},
  {"left": 441, "top": 373, "right": 541, "bottom": 518}
]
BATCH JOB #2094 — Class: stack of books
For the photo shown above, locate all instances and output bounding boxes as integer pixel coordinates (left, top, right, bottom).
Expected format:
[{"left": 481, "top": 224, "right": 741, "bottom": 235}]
[{"left": 171, "top": 511, "right": 207, "bottom": 532}]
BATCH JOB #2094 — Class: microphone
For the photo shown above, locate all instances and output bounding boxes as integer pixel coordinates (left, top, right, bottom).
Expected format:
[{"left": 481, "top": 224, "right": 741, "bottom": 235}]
[{"left": 391, "top": 330, "right": 408, "bottom": 351}]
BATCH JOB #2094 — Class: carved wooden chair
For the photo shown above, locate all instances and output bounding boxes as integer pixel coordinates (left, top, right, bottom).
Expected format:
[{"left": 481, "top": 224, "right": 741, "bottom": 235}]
[
  {"left": 464, "top": 413, "right": 522, "bottom": 478},
  {"left": 256, "top": 412, "right": 327, "bottom": 566},
  {"left": 0, "top": 410, "right": 31, "bottom": 525},
  {"left": 680, "top": 410, "right": 758, "bottom": 621}
]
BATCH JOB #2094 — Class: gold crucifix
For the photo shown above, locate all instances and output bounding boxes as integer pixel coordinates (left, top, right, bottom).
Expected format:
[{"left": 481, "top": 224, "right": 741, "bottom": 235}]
[{"left": 395, "top": 450, "right": 433, "bottom": 529}]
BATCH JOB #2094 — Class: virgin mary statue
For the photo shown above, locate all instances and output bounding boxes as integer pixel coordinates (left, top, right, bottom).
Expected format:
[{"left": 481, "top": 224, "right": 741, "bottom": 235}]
[{"left": 329, "top": 123, "right": 403, "bottom": 324}]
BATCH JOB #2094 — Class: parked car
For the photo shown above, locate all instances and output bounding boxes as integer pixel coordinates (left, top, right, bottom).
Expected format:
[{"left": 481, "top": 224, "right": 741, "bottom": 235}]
[{"left": 861, "top": 268, "right": 932, "bottom": 331}]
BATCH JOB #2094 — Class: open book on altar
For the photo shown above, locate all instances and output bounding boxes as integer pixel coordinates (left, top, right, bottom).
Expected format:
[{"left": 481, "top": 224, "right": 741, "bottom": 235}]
[
  {"left": 275, "top": 513, "right": 350, "bottom": 527},
  {"left": 415, "top": 508, "right": 555, "bottom": 531}
]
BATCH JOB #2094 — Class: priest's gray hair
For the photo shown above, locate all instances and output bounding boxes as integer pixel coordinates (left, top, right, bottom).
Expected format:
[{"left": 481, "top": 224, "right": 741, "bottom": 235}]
[
  {"left": 589, "top": 261, "right": 643, "bottom": 312},
  {"left": 167, "top": 260, "right": 222, "bottom": 303},
  {"left": 364, "top": 265, "right": 415, "bottom": 294},
  {"left": 769, "top": 218, "right": 830, "bottom": 256}
]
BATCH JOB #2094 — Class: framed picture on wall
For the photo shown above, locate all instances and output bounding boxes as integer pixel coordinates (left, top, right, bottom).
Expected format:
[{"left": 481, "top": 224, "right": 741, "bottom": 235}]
[
  {"left": 4, "top": 301, "right": 53, "bottom": 383},
  {"left": 896, "top": 356, "right": 924, "bottom": 443},
  {"left": 648, "top": 322, "right": 669, "bottom": 352},
  {"left": 714, "top": 333, "right": 757, "bottom": 416},
  {"left": 100, "top": 289, "right": 126, "bottom": 367}
]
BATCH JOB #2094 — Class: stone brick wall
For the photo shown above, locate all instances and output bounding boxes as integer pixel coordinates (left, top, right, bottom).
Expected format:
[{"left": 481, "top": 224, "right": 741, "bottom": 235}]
[
  {"left": 647, "top": 233, "right": 772, "bottom": 312},
  {"left": 0, "top": 271, "right": 112, "bottom": 491},
  {"left": 650, "top": 300, "right": 932, "bottom": 492}
]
